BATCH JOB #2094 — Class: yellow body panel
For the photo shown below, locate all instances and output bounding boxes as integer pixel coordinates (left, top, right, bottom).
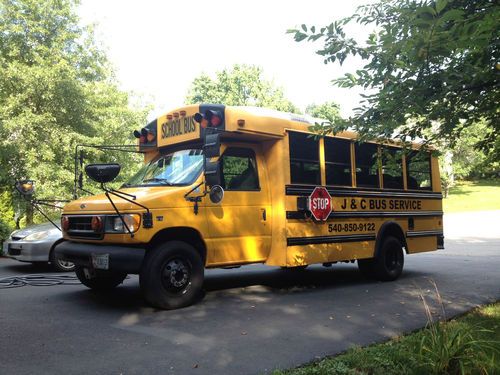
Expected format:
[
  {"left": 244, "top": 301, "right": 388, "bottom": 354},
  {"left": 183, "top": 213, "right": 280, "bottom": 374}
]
[{"left": 63, "top": 105, "right": 443, "bottom": 269}]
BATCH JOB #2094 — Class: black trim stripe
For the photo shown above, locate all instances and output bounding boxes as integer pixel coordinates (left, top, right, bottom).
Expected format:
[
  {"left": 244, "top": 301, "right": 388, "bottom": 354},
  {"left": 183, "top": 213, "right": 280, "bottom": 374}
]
[
  {"left": 287, "top": 233, "right": 376, "bottom": 246},
  {"left": 287, "top": 210, "right": 443, "bottom": 220},
  {"left": 285, "top": 185, "right": 442, "bottom": 200},
  {"left": 406, "top": 230, "right": 444, "bottom": 238}
]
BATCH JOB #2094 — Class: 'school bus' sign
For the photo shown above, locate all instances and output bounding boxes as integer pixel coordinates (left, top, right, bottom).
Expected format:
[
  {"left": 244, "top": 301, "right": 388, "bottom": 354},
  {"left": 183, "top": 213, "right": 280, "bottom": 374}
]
[{"left": 158, "top": 114, "right": 200, "bottom": 147}]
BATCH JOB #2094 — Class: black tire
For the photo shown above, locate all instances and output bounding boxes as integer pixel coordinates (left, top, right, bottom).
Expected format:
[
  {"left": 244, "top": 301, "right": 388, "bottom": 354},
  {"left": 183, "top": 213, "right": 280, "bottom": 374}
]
[
  {"left": 374, "top": 236, "right": 404, "bottom": 281},
  {"left": 358, "top": 236, "right": 404, "bottom": 281},
  {"left": 49, "top": 249, "right": 75, "bottom": 272},
  {"left": 139, "top": 241, "right": 204, "bottom": 310},
  {"left": 75, "top": 266, "right": 127, "bottom": 290}
]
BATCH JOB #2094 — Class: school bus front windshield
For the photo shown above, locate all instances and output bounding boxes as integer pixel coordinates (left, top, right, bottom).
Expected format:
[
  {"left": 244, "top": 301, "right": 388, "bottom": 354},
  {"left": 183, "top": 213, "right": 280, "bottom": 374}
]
[{"left": 123, "top": 148, "right": 203, "bottom": 187}]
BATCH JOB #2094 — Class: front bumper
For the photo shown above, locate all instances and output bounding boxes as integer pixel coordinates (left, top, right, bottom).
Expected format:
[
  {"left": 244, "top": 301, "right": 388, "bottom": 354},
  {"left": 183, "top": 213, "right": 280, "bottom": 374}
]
[
  {"left": 55, "top": 241, "right": 146, "bottom": 274},
  {"left": 3, "top": 239, "right": 52, "bottom": 262}
]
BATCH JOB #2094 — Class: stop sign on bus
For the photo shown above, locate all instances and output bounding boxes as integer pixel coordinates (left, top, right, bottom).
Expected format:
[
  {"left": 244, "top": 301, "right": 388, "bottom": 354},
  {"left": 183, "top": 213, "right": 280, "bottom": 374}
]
[{"left": 308, "top": 187, "right": 332, "bottom": 221}]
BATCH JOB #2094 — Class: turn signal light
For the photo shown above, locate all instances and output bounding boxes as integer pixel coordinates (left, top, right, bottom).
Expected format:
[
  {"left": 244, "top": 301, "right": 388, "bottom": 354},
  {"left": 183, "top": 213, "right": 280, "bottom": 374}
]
[
  {"left": 91, "top": 216, "right": 103, "bottom": 232},
  {"left": 61, "top": 216, "right": 69, "bottom": 231}
]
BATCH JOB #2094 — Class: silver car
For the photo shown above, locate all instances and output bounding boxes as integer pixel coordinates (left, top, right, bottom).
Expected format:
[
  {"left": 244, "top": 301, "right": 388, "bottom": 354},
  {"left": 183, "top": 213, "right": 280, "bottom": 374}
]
[{"left": 3, "top": 223, "right": 75, "bottom": 272}]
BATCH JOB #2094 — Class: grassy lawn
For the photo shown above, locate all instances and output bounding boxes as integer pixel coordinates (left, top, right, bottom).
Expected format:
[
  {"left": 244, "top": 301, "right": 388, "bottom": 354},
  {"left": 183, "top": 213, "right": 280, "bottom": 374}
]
[
  {"left": 443, "top": 179, "right": 500, "bottom": 213},
  {"left": 273, "top": 302, "right": 500, "bottom": 375}
]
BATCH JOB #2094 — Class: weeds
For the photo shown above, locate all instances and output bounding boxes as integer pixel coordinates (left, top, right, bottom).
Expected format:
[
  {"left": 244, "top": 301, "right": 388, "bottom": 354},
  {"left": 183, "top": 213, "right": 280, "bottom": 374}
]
[{"left": 417, "top": 281, "right": 499, "bottom": 375}]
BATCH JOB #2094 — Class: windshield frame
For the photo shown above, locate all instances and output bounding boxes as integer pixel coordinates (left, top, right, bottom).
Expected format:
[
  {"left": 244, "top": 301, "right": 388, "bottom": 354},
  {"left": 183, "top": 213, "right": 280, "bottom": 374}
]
[{"left": 122, "top": 147, "right": 204, "bottom": 188}]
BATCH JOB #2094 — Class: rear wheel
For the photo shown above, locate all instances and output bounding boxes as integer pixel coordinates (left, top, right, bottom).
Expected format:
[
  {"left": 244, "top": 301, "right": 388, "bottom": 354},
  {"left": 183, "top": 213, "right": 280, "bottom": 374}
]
[
  {"left": 358, "top": 236, "right": 404, "bottom": 281},
  {"left": 140, "top": 241, "right": 204, "bottom": 310},
  {"left": 75, "top": 266, "right": 127, "bottom": 290}
]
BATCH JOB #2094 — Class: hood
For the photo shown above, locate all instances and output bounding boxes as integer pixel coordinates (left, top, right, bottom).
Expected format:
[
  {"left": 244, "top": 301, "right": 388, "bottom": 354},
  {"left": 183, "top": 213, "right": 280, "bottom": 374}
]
[
  {"left": 63, "top": 186, "right": 192, "bottom": 214},
  {"left": 11, "top": 222, "right": 61, "bottom": 239}
]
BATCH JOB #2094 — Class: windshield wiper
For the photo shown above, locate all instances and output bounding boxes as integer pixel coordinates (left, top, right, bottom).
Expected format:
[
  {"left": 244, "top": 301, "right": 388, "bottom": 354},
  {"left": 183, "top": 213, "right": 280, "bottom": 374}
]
[{"left": 143, "top": 178, "right": 175, "bottom": 185}]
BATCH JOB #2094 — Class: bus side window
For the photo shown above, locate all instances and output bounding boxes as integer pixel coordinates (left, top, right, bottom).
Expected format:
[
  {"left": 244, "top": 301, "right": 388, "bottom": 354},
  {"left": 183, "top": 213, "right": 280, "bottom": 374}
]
[
  {"left": 221, "top": 148, "right": 260, "bottom": 191},
  {"left": 355, "top": 143, "right": 380, "bottom": 188},
  {"left": 406, "top": 151, "right": 432, "bottom": 190},
  {"left": 325, "top": 137, "right": 352, "bottom": 186},
  {"left": 381, "top": 146, "right": 404, "bottom": 189},
  {"left": 289, "top": 132, "right": 320, "bottom": 185}
]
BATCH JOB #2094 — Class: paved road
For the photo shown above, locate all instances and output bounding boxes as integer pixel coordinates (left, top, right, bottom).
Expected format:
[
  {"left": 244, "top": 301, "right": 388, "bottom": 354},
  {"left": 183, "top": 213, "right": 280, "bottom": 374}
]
[{"left": 0, "top": 211, "right": 499, "bottom": 375}]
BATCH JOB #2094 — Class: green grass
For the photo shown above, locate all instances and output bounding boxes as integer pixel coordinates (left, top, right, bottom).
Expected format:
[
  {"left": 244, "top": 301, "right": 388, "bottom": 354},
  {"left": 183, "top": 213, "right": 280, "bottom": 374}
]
[
  {"left": 443, "top": 179, "right": 500, "bottom": 213},
  {"left": 272, "top": 302, "right": 500, "bottom": 375}
]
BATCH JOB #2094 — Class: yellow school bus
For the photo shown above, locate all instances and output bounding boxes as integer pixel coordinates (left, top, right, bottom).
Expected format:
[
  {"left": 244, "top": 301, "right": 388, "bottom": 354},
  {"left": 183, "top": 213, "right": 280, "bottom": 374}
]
[{"left": 56, "top": 104, "right": 444, "bottom": 309}]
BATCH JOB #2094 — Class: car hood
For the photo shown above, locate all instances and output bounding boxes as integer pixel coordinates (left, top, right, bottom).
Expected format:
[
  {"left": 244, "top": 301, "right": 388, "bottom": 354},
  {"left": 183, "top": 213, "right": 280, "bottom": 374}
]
[{"left": 11, "top": 222, "right": 61, "bottom": 239}]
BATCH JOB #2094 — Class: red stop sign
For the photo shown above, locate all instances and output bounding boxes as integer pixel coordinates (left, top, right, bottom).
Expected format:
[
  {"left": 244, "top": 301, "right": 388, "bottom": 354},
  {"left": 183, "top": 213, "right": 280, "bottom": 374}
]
[{"left": 308, "top": 187, "right": 332, "bottom": 221}]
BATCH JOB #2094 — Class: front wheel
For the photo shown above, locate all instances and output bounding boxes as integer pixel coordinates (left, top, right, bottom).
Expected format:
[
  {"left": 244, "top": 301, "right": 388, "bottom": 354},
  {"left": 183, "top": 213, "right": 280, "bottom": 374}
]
[
  {"left": 75, "top": 266, "right": 127, "bottom": 290},
  {"left": 50, "top": 250, "right": 75, "bottom": 272},
  {"left": 139, "top": 241, "right": 204, "bottom": 310}
]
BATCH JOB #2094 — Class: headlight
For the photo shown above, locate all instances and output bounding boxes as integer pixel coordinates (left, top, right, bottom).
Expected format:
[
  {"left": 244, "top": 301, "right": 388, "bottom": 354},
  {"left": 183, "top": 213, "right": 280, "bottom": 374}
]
[
  {"left": 112, "top": 214, "right": 141, "bottom": 233},
  {"left": 10, "top": 229, "right": 20, "bottom": 238},
  {"left": 24, "top": 230, "right": 50, "bottom": 241}
]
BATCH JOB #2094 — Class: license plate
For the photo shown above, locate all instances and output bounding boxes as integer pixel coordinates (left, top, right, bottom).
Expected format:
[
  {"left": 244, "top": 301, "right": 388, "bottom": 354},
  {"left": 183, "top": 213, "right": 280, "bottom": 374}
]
[{"left": 91, "top": 253, "right": 109, "bottom": 270}]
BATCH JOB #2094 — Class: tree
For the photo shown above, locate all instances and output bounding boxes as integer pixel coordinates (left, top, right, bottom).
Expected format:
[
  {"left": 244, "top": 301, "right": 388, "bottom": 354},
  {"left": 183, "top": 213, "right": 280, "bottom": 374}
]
[
  {"left": 0, "top": 0, "right": 148, "bottom": 226},
  {"left": 185, "top": 64, "right": 299, "bottom": 113},
  {"left": 305, "top": 101, "right": 343, "bottom": 124},
  {"left": 288, "top": 0, "right": 499, "bottom": 151}
]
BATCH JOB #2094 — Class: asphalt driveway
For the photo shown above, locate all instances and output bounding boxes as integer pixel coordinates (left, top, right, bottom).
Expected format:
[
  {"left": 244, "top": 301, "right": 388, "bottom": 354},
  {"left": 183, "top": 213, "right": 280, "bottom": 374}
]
[{"left": 0, "top": 211, "right": 499, "bottom": 375}]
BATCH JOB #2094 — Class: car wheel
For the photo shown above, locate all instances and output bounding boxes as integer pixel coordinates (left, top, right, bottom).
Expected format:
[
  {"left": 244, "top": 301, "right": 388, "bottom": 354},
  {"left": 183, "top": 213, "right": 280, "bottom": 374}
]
[
  {"left": 75, "top": 266, "right": 127, "bottom": 290},
  {"left": 372, "top": 236, "right": 404, "bottom": 281},
  {"left": 50, "top": 250, "right": 75, "bottom": 272},
  {"left": 140, "top": 241, "right": 204, "bottom": 310}
]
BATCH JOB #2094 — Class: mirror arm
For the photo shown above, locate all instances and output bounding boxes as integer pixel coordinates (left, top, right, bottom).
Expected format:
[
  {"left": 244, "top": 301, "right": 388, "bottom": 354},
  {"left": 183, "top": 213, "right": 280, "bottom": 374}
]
[
  {"left": 105, "top": 188, "right": 145, "bottom": 211},
  {"left": 109, "top": 188, "right": 136, "bottom": 200},
  {"left": 184, "top": 181, "right": 205, "bottom": 200},
  {"left": 184, "top": 182, "right": 208, "bottom": 215},
  {"left": 104, "top": 191, "right": 134, "bottom": 238},
  {"left": 77, "top": 186, "right": 94, "bottom": 196},
  {"left": 100, "top": 183, "right": 153, "bottom": 231},
  {"left": 31, "top": 201, "right": 61, "bottom": 231}
]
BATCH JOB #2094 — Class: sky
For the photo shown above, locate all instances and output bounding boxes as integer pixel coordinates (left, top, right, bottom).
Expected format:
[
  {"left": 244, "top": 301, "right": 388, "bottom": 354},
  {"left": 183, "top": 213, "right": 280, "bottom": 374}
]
[{"left": 78, "top": 0, "right": 374, "bottom": 119}]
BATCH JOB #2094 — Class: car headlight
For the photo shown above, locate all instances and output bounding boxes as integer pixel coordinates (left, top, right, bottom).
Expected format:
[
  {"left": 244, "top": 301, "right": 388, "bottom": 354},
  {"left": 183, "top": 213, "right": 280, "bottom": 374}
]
[
  {"left": 10, "top": 229, "right": 20, "bottom": 238},
  {"left": 24, "top": 230, "right": 50, "bottom": 241},
  {"left": 112, "top": 214, "right": 141, "bottom": 233}
]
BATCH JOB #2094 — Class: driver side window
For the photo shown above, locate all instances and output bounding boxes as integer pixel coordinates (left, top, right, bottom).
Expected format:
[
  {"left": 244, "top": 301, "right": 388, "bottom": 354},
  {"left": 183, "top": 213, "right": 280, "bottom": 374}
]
[{"left": 221, "top": 148, "right": 260, "bottom": 191}]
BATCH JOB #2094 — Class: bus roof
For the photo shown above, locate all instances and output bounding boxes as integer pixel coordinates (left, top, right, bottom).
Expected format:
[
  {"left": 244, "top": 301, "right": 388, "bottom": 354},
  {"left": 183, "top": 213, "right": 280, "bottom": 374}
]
[{"left": 136, "top": 104, "right": 429, "bottom": 152}]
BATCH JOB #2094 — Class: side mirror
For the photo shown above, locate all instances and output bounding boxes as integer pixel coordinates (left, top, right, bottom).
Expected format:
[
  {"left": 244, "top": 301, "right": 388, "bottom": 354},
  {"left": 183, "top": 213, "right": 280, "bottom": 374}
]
[
  {"left": 203, "top": 133, "right": 220, "bottom": 158},
  {"left": 204, "top": 159, "right": 221, "bottom": 187},
  {"left": 15, "top": 180, "right": 35, "bottom": 196},
  {"left": 209, "top": 185, "right": 224, "bottom": 204},
  {"left": 85, "top": 163, "right": 121, "bottom": 184}
]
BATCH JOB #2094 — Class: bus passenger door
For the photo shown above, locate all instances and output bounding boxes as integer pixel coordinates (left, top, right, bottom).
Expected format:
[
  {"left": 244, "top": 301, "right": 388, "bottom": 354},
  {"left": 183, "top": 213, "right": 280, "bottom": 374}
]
[{"left": 205, "top": 145, "right": 272, "bottom": 266}]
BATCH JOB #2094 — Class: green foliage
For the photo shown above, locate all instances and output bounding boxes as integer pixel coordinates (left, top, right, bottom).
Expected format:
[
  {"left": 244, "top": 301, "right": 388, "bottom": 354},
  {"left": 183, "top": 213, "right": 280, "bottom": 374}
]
[
  {"left": 305, "top": 102, "right": 343, "bottom": 124},
  {"left": 0, "top": 0, "right": 148, "bottom": 225},
  {"left": 185, "top": 64, "right": 299, "bottom": 113},
  {"left": 288, "top": 0, "right": 500, "bottom": 154},
  {"left": 418, "top": 321, "right": 497, "bottom": 374}
]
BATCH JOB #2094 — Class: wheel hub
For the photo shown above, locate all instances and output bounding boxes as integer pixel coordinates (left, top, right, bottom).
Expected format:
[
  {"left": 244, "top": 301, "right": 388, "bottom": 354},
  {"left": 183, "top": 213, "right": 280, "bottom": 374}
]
[{"left": 162, "top": 259, "right": 190, "bottom": 291}]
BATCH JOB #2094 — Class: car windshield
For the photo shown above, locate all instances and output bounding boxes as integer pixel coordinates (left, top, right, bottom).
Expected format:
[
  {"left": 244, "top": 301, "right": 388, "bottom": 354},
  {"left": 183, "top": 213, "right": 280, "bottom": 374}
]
[{"left": 123, "top": 149, "right": 203, "bottom": 187}]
